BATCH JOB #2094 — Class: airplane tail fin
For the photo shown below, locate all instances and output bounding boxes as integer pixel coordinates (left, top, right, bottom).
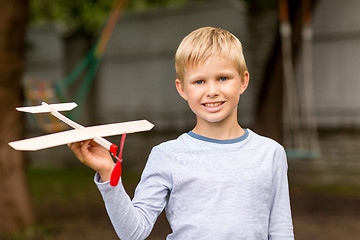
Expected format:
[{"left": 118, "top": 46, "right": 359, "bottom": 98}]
[{"left": 16, "top": 102, "right": 77, "bottom": 113}]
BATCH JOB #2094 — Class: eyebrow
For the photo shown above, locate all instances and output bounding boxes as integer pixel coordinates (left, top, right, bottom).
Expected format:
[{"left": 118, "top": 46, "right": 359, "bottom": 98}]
[
  {"left": 185, "top": 72, "right": 206, "bottom": 82},
  {"left": 214, "top": 71, "right": 235, "bottom": 78}
]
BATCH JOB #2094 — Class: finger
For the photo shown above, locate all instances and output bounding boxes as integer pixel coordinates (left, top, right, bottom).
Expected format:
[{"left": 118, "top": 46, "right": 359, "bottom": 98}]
[
  {"left": 68, "top": 141, "right": 86, "bottom": 161},
  {"left": 68, "top": 141, "right": 81, "bottom": 152},
  {"left": 79, "top": 140, "right": 92, "bottom": 160},
  {"left": 79, "top": 140, "right": 88, "bottom": 152}
]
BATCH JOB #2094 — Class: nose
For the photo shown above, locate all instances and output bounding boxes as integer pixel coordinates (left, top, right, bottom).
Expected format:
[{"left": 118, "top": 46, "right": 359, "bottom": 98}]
[{"left": 206, "top": 82, "right": 220, "bottom": 98}]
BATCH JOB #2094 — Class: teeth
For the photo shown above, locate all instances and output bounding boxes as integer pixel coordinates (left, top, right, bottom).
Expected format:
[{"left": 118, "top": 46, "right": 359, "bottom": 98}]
[{"left": 205, "top": 102, "right": 222, "bottom": 107}]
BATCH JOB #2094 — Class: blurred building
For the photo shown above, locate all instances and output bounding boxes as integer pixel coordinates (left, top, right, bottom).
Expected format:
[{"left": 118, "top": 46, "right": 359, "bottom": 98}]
[
  {"left": 24, "top": 0, "right": 257, "bottom": 168},
  {"left": 23, "top": 0, "right": 360, "bottom": 184},
  {"left": 312, "top": 0, "right": 360, "bottom": 128}
]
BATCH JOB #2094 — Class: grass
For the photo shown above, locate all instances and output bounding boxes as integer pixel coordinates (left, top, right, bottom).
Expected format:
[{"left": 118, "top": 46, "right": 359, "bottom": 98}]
[
  {"left": 2, "top": 166, "right": 360, "bottom": 240},
  {"left": 27, "top": 167, "right": 96, "bottom": 201},
  {"left": 307, "top": 184, "right": 360, "bottom": 198},
  {"left": 27, "top": 166, "right": 141, "bottom": 200},
  {"left": 1, "top": 166, "right": 141, "bottom": 240}
]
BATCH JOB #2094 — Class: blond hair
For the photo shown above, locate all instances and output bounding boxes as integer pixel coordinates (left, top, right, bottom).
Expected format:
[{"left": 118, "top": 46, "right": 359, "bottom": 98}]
[{"left": 175, "top": 27, "right": 248, "bottom": 82}]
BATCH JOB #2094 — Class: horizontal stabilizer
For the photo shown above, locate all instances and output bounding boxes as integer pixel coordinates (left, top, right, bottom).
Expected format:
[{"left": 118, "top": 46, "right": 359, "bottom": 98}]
[{"left": 16, "top": 102, "right": 77, "bottom": 113}]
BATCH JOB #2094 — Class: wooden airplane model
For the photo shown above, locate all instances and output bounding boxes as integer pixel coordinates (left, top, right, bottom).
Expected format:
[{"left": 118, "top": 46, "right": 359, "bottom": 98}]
[{"left": 9, "top": 102, "right": 154, "bottom": 186}]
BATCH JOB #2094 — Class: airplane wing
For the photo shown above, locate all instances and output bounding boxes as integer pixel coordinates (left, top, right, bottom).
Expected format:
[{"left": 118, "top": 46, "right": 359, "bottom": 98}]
[
  {"left": 9, "top": 129, "right": 93, "bottom": 151},
  {"left": 85, "top": 120, "right": 154, "bottom": 137},
  {"left": 9, "top": 120, "right": 154, "bottom": 151}
]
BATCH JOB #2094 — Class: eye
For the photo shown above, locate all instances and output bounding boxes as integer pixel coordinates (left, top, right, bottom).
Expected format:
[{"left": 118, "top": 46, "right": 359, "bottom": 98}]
[
  {"left": 219, "top": 76, "right": 228, "bottom": 82},
  {"left": 194, "top": 80, "right": 205, "bottom": 85}
]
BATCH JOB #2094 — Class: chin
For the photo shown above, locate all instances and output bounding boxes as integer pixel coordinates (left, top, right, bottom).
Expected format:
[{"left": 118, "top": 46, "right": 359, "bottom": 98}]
[
  {"left": 198, "top": 115, "right": 228, "bottom": 124},
  {"left": 197, "top": 110, "right": 237, "bottom": 124}
]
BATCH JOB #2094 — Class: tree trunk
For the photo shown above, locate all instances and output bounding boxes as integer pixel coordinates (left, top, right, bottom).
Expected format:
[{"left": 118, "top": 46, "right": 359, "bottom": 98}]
[{"left": 0, "top": 0, "right": 33, "bottom": 232}]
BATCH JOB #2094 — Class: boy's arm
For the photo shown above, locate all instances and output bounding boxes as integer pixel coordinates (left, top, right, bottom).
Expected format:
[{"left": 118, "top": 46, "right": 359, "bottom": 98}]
[
  {"left": 268, "top": 148, "right": 294, "bottom": 240},
  {"left": 95, "top": 147, "right": 171, "bottom": 240}
]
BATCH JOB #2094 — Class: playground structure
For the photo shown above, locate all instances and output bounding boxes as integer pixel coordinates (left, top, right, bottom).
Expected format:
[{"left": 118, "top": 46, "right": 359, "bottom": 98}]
[
  {"left": 279, "top": 0, "right": 320, "bottom": 159},
  {"left": 25, "top": 0, "right": 130, "bottom": 132}
]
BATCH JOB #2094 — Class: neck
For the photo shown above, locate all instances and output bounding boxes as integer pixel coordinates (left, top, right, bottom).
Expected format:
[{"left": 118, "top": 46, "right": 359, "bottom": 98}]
[{"left": 192, "top": 117, "right": 244, "bottom": 140}]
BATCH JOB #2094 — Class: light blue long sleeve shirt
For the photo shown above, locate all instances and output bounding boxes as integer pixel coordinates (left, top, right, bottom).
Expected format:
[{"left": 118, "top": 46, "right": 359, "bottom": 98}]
[{"left": 95, "top": 129, "right": 294, "bottom": 240}]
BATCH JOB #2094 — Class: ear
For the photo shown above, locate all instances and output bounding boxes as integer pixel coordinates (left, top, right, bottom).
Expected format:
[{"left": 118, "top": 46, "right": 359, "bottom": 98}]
[
  {"left": 239, "top": 71, "right": 250, "bottom": 95},
  {"left": 175, "top": 79, "right": 188, "bottom": 101}
]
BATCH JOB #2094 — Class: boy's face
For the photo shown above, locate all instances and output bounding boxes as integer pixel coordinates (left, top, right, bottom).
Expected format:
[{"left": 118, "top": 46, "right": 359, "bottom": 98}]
[{"left": 176, "top": 56, "right": 249, "bottom": 125}]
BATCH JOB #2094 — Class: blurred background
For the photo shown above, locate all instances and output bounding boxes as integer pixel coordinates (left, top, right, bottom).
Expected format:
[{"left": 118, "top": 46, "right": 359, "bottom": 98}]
[{"left": 1, "top": 0, "right": 359, "bottom": 239}]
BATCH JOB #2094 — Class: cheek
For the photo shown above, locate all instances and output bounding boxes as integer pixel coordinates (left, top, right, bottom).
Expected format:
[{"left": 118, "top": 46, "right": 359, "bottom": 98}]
[
  {"left": 225, "top": 85, "right": 241, "bottom": 98},
  {"left": 185, "top": 87, "right": 201, "bottom": 100},
  {"left": 185, "top": 89, "right": 202, "bottom": 109}
]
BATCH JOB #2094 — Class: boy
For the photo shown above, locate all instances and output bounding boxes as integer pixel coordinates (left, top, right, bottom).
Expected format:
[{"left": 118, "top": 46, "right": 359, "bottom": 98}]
[{"left": 69, "top": 27, "right": 294, "bottom": 239}]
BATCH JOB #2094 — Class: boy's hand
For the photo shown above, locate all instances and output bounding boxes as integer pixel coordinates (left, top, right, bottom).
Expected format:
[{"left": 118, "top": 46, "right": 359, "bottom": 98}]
[{"left": 68, "top": 140, "right": 115, "bottom": 182}]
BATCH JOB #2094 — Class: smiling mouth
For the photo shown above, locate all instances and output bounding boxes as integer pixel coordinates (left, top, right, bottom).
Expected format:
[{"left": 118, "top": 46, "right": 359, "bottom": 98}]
[{"left": 202, "top": 102, "right": 225, "bottom": 108}]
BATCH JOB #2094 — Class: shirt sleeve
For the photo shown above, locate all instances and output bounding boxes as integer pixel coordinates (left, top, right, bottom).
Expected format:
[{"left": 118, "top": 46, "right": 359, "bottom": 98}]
[
  {"left": 268, "top": 147, "right": 295, "bottom": 240},
  {"left": 95, "top": 147, "right": 172, "bottom": 240}
]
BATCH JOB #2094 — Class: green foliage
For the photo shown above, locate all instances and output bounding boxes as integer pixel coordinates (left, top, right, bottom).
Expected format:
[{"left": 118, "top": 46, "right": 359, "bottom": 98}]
[
  {"left": 30, "top": 0, "right": 114, "bottom": 34},
  {"left": 30, "top": 0, "right": 206, "bottom": 34},
  {"left": 127, "top": 0, "right": 201, "bottom": 11}
]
